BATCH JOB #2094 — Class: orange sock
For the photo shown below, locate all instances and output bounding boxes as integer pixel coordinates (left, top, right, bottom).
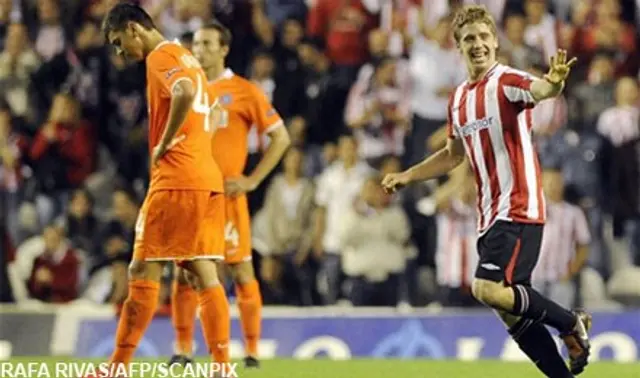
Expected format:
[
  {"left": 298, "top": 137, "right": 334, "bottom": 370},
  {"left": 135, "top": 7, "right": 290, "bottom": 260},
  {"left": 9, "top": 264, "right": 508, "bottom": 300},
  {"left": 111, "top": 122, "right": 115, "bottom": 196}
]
[
  {"left": 110, "top": 279, "right": 160, "bottom": 365},
  {"left": 171, "top": 282, "right": 198, "bottom": 356},
  {"left": 198, "top": 285, "right": 230, "bottom": 363},
  {"left": 236, "top": 279, "right": 262, "bottom": 357}
]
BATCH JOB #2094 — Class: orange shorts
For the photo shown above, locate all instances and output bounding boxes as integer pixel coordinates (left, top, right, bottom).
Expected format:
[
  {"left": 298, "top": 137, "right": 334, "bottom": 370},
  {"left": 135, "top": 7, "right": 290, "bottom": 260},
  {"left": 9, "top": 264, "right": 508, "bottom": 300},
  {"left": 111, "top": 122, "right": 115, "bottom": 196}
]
[
  {"left": 133, "top": 190, "right": 225, "bottom": 262},
  {"left": 223, "top": 194, "right": 251, "bottom": 264}
]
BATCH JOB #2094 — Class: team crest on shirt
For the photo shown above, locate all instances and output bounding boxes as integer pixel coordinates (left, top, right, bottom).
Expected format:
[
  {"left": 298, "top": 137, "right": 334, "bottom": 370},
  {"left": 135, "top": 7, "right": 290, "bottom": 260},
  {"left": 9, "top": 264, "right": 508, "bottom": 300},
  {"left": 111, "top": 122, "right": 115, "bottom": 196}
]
[{"left": 219, "top": 94, "right": 232, "bottom": 105}]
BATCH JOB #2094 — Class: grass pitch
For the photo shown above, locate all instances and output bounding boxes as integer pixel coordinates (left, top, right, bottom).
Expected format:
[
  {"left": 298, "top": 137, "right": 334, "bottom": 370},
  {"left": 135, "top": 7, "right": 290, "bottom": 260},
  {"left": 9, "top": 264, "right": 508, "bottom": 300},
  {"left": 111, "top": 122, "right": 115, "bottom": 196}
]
[{"left": 6, "top": 357, "right": 640, "bottom": 378}]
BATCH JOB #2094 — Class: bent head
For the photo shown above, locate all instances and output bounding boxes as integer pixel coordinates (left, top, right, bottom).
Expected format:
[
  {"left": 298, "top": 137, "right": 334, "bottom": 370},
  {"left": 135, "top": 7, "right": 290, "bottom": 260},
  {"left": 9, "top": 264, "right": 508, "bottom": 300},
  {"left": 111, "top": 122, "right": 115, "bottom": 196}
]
[
  {"left": 192, "top": 21, "right": 231, "bottom": 69},
  {"left": 102, "top": 3, "right": 156, "bottom": 62},
  {"left": 452, "top": 5, "right": 498, "bottom": 78}
]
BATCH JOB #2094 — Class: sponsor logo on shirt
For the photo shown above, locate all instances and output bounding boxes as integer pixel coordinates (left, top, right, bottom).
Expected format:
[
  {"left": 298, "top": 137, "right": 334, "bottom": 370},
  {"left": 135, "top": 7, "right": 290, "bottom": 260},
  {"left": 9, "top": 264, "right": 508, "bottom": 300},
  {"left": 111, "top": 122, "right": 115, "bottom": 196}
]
[{"left": 458, "top": 116, "right": 494, "bottom": 137}]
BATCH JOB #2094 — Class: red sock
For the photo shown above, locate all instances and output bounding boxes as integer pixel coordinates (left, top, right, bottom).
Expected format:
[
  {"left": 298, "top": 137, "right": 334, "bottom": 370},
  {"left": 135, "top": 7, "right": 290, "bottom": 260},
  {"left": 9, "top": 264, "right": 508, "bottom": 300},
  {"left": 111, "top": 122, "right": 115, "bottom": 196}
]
[
  {"left": 171, "top": 281, "right": 198, "bottom": 356},
  {"left": 198, "top": 285, "right": 230, "bottom": 363},
  {"left": 236, "top": 279, "right": 262, "bottom": 357},
  {"left": 110, "top": 279, "right": 160, "bottom": 365}
]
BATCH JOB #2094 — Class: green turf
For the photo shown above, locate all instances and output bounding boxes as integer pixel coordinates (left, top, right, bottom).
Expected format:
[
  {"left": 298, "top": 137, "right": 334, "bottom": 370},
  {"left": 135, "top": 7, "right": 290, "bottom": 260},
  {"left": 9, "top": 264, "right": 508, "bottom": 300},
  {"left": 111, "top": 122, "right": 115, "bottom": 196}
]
[{"left": 5, "top": 357, "right": 640, "bottom": 378}]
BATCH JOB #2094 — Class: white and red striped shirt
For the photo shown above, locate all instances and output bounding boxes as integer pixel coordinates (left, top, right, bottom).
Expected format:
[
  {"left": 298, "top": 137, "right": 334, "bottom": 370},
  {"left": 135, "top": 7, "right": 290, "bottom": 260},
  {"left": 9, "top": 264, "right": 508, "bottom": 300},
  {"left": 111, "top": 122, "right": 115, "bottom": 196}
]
[
  {"left": 447, "top": 63, "right": 545, "bottom": 234},
  {"left": 435, "top": 200, "right": 479, "bottom": 288},
  {"left": 533, "top": 201, "right": 591, "bottom": 283}
]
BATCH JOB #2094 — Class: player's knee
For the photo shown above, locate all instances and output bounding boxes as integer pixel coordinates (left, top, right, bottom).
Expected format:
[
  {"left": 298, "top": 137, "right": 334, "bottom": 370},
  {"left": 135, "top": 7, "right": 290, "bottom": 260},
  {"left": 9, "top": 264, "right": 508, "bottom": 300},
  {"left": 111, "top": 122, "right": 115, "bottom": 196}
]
[
  {"left": 472, "top": 279, "right": 507, "bottom": 308},
  {"left": 128, "top": 260, "right": 163, "bottom": 281},
  {"left": 229, "top": 261, "right": 255, "bottom": 284}
]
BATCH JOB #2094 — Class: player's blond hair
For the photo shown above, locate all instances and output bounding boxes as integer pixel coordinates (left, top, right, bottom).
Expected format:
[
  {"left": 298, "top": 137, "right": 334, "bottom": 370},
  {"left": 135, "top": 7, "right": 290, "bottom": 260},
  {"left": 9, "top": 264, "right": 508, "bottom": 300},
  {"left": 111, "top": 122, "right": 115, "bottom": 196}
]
[{"left": 451, "top": 5, "right": 497, "bottom": 43}]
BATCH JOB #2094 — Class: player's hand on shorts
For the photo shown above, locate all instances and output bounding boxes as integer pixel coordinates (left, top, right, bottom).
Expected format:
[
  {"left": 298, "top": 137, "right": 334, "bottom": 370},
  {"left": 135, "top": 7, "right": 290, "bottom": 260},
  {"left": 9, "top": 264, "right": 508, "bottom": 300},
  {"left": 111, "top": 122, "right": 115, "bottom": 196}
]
[
  {"left": 225, "top": 175, "right": 257, "bottom": 196},
  {"left": 545, "top": 49, "right": 577, "bottom": 84},
  {"left": 381, "top": 171, "right": 411, "bottom": 193}
]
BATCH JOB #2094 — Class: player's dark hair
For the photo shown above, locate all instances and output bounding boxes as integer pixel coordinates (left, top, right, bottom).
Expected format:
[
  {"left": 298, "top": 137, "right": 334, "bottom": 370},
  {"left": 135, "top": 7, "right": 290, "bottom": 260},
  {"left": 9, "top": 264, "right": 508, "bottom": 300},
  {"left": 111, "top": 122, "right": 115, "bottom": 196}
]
[
  {"left": 202, "top": 20, "right": 232, "bottom": 47},
  {"left": 102, "top": 3, "right": 156, "bottom": 41}
]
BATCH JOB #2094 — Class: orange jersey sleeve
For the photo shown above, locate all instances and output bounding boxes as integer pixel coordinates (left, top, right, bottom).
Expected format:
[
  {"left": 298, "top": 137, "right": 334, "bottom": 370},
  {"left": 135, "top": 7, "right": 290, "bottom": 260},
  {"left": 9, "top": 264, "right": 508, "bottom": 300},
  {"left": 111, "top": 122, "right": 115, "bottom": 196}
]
[
  {"left": 208, "top": 71, "right": 284, "bottom": 178},
  {"left": 145, "top": 42, "right": 224, "bottom": 193}
]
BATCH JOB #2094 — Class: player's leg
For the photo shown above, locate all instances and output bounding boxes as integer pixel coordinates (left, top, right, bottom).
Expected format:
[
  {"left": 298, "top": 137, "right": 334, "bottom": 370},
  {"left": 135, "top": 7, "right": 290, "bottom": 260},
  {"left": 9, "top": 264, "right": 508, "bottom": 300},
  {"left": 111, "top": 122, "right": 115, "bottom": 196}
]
[
  {"left": 182, "top": 258, "right": 230, "bottom": 364},
  {"left": 169, "top": 265, "right": 198, "bottom": 366},
  {"left": 225, "top": 195, "right": 262, "bottom": 368},
  {"left": 472, "top": 222, "right": 591, "bottom": 375},
  {"left": 110, "top": 260, "right": 164, "bottom": 366},
  {"left": 228, "top": 261, "right": 262, "bottom": 367}
]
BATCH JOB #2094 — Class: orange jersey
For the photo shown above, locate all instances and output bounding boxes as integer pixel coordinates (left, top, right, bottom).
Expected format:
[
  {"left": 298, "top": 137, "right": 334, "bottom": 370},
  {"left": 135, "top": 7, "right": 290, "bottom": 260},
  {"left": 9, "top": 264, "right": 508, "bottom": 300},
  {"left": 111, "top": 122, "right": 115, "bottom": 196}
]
[
  {"left": 145, "top": 41, "right": 224, "bottom": 193},
  {"left": 208, "top": 69, "right": 284, "bottom": 178}
]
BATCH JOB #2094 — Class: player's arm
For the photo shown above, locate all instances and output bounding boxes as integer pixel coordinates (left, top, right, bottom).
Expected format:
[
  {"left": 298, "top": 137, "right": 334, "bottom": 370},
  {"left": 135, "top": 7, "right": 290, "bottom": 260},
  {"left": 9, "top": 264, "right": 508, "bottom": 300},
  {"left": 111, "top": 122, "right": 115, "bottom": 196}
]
[
  {"left": 405, "top": 138, "right": 466, "bottom": 182},
  {"left": 244, "top": 86, "right": 291, "bottom": 189},
  {"left": 531, "top": 49, "right": 577, "bottom": 102},
  {"left": 157, "top": 79, "right": 196, "bottom": 153}
]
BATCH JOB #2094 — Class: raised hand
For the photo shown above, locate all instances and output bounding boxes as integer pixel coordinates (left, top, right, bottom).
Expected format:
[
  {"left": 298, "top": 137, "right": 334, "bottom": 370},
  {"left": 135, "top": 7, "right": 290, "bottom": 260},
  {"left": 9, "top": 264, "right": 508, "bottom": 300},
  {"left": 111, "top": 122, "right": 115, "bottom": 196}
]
[{"left": 544, "top": 49, "right": 577, "bottom": 85}]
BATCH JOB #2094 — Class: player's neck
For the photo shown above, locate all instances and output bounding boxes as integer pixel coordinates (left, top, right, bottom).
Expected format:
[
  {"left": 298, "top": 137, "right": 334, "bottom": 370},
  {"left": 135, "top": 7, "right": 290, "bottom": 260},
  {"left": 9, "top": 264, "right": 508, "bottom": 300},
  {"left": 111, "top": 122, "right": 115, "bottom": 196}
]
[
  {"left": 467, "top": 61, "right": 497, "bottom": 84},
  {"left": 144, "top": 31, "right": 168, "bottom": 55},
  {"left": 205, "top": 63, "right": 226, "bottom": 82}
]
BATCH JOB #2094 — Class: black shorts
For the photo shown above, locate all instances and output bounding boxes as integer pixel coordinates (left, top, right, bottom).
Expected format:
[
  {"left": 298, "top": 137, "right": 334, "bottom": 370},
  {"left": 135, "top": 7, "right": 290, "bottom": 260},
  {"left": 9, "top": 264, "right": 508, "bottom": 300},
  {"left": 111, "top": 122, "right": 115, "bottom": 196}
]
[{"left": 475, "top": 220, "right": 543, "bottom": 286}]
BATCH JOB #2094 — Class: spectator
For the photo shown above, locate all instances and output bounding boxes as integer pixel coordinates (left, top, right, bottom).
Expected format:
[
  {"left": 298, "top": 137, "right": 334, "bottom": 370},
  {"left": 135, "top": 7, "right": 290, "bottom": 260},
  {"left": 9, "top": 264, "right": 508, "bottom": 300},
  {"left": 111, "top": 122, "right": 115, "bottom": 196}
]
[
  {"left": 307, "top": 0, "right": 376, "bottom": 87},
  {"left": 523, "top": 0, "right": 558, "bottom": 62},
  {"left": 597, "top": 77, "right": 640, "bottom": 147},
  {"left": 258, "top": 147, "right": 316, "bottom": 305},
  {"left": 297, "top": 38, "right": 344, "bottom": 144},
  {"left": 0, "top": 0, "right": 14, "bottom": 50},
  {"left": 405, "top": 14, "right": 464, "bottom": 166},
  {"left": 56, "top": 188, "right": 100, "bottom": 254},
  {"left": 270, "top": 18, "right": 306, "bottom": 120},
  {"left": 287, "top": 116, "right": 325, "bottom": 177},
  {"left": 29, "top": 93, "right": 97, "bottom": 224},
  {"left": 313, "top": 134, "right": 372, "bottom": 304},
  {"left": 533, "top": 167, "right": 590, "bottom": 309},
  {"left": 33, "top": 0, "right": 66, "bottom": 62},
  {"left": 433, "top": 166, "right": 479, "bottom": 307},
  {"left": 151, "top": 0, "right": 209, "bottom": 41},
  {"left": 568, "top": 52, "right": 616, "bottom": 131},
  {"left": 264, "top": 0, "right": 307, "bottom": 31},
  {"left": 0, "top": 23, "right": 41, "bottom": 124},
  {"left": 345, "top": 57, "right": 410, "bottom": 165},
  {"left": 338, "top": 175, "right": 410, "bottom": 306},
  {"left": 0, "top": 102, "right": 29, "bottom": 242},
  {"left": 500, "top": 13, "right": 544, "bottom": 71},
  {"left": 0, "top": 224, "right": 16, "bottom": 302},
  {"left": 8, "top": 224, "right": 82, "bottom": 304}
]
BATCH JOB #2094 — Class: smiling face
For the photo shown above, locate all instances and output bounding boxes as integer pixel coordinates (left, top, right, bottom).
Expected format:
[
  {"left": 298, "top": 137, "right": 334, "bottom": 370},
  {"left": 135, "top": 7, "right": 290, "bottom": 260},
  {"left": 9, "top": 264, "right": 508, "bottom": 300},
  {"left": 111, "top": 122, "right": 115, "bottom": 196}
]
[{"left": 457, "top": 21, "right": 498, "bottom": 77}]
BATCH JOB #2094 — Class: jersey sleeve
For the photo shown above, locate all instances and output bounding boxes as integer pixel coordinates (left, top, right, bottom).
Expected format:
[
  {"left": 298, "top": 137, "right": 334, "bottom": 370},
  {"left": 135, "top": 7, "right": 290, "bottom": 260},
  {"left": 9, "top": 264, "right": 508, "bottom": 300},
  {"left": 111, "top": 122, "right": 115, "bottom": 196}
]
[
  {"left": 147, "top": 50, "right": 193, "bottom": 98},
  {"left": 573, "top": 206, "right": 591, "bottom": 246},
  {"left": 247, "top": 83, "right": 284, "bottom": 134},
  {"left": 500, "top": 69, "right": 537, "bottom": 110}
]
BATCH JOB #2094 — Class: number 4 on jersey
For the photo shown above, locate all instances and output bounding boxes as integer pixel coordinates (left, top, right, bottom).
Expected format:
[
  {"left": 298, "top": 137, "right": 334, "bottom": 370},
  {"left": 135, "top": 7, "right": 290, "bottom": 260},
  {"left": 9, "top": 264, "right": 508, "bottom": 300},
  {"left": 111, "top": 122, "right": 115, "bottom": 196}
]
[
  {"left": 225, "top": 222, "right": 239, "bottom": 248},
  {"left": 180, "top": 54, "right": 227, "bottom": 132}
]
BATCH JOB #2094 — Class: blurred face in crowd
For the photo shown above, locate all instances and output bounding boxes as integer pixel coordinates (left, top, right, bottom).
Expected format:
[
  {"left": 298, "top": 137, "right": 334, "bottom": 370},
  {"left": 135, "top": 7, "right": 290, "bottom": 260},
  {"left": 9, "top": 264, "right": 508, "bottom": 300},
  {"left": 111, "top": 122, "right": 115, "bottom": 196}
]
[
  {"left": 49, "top": 94, "right": 80, "bottom": 124},
  {"left": 380, "top": 156, "right": 401, "bottom": 176},
  {"left": 113, "top": 191, "right": 135, "bottom": 222},
  {"left": 375, "top": 59, "right": 396, "bottom": 86},
  {"left": 323, "top": 142, "right": 337, "bottom": 164},
  {"left": 283, "top": 148, "right": 303, "bottom": 177},
  {"left": 0, "top": 0, "right": 12, "bottom": 22},
  {"left": 43, "top": 226, "right": 64, "bottom": 253},
  {"left": 504, "top": 14, "right": 526, "bottom": 45},
  {"left": 69, "top": 190, "right": 92, "bottom": 219},
  {"left": 457, "top": 21, "right": 498, "bottom": 79},
  {"left": 542, "top": 169, "right": 564, "bottom": 203},
  {"left": 588, "top": 55, "right": 615, "bottom": 84},
  {"left": 338, "top": 135, "right": 358, "bottom": 165},
  {"left": 297, "top": 42, "right": 318, "bottom": 68},
  {"left": 251, "top": 54, "right": 275, "bottom": 79},
  {"left": 615, "top": 77, "right": 639, "bottom": 106},
  {"left": 361, "top": 177, "right": 386, "bottom": 208},
  {"left": 596, "top": 0, "right": 621, "bottom": 23},
  {"left": 288, "top": 116, "right": 307, "bottom": 147},
  {"left": 282, "top": 19, "right": 304, "bottom": 49},
  {"left": 192, "top": 28, "right": 229, "bottom": 70},
  {"left": 368, "top": 29, "right": 388, "bottom": 57},
  {"left": 173, "top": 0, "right": 192, "bottom": 21},
  {"left": 75, "top": 22, "right": 100, "bottom": 51},
  {"left": 5, "top": 23, "right": 28, "bottom": 57},
  {"left": 432, "top": 17, "right": 452, "bottom": 46},
  {"left": 37, "top": 0, "right": 60, "bottom": 24},
  {"left": 524, "top": 0, "right": 546, "bottom": 24}
]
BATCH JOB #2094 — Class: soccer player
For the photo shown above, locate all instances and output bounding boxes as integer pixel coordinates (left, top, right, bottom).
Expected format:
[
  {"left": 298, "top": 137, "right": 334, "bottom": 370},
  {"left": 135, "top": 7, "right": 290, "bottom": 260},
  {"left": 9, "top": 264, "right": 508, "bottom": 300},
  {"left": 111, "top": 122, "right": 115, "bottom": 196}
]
[
  {"left": 382, "top": 5, "right": 591, "bottom": 378},
  {"left": 101, "top": 3, "right": 230, "bottom": 369},
  {"left": 168, "top": 21, "right": 290, "bottom": 368}
]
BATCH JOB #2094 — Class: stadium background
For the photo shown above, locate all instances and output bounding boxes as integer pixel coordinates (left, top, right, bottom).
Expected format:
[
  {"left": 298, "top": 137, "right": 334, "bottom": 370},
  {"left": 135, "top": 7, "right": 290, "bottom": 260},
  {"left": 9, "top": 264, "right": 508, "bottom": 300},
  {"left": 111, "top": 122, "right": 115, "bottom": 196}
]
[{"left": 0, "top": 0, "right": 639, "bottom": 370}]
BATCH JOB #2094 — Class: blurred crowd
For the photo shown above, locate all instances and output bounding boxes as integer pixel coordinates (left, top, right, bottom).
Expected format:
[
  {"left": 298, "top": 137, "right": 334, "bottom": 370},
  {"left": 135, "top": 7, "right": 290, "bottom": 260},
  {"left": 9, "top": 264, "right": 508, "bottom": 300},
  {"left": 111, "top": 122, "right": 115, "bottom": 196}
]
[{"left": 1, "top": 0, "right": 640, "bottom": 310}]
